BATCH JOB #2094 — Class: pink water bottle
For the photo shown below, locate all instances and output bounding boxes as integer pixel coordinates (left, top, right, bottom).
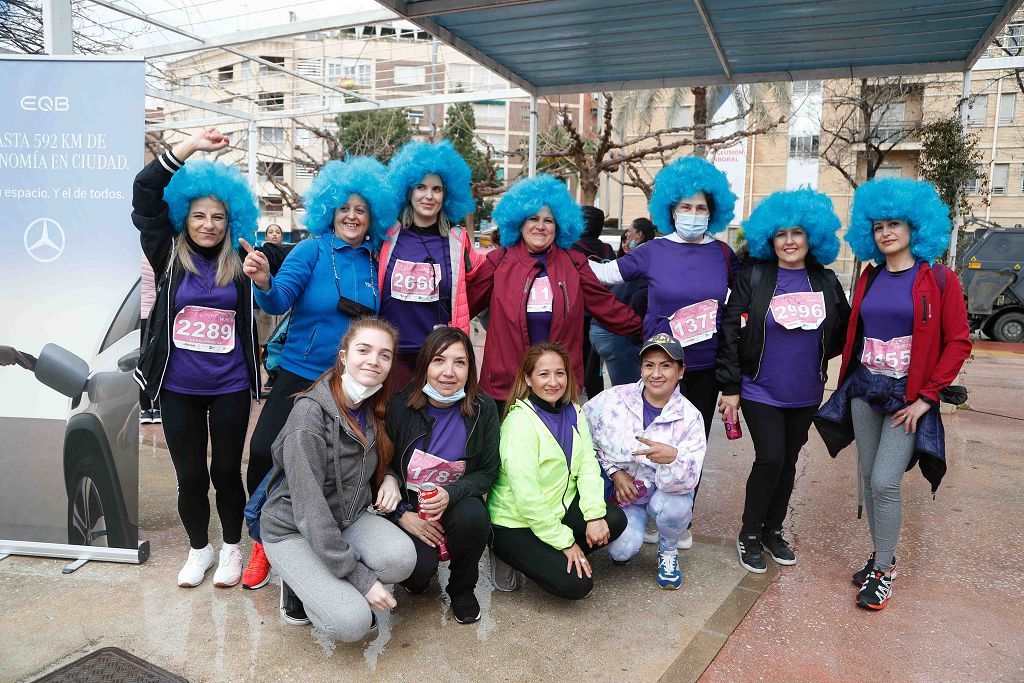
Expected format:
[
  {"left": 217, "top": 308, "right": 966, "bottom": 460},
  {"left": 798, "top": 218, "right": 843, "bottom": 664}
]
[{"left": 723, "top": 412, "right": 743, "bottom": 440}]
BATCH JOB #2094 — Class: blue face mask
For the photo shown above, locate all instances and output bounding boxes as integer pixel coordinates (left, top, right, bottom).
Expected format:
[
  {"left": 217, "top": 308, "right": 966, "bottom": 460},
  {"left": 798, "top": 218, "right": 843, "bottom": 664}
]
[
  {"left": 628, "top": 239, "right": 639, "bottom": 250},
  {"left": 422, "top": 381, "right": 466, "bottom": 404},
  {"left": 674, "top": 212, "right": 710, "bottom": 240}
]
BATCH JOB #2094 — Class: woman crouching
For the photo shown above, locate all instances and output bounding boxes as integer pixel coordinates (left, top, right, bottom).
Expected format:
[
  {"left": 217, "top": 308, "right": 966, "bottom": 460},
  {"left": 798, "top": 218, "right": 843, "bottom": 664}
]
[{"left": 259, "top": 317, "right": 415, "bottom": 641}]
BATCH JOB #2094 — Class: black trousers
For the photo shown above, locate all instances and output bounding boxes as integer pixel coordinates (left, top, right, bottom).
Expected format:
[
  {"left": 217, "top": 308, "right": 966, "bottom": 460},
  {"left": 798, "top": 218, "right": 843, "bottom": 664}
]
[
  {"left": 679, "top": 367, "right": 720, "bottom": 523},
  {"left": 400, "top": 496, "right": 491, "bottom": 598},
  {"left": 491, "top": 496, "right": 627, "bottom": 600},
  {"left": 139, "top": 318, "right": 157, "bottom": 411},
  {"left": 246, "top": 368, "right": 314, "bottom": 496},
  {"left": 160, "top": 388, "right": 251, "bottom": 549},
  {"left": 739, "top": 398, "right": 818, "bottom": 535},
  {"left": 581, "top": 317, "right": 604, "bottom": 400}
]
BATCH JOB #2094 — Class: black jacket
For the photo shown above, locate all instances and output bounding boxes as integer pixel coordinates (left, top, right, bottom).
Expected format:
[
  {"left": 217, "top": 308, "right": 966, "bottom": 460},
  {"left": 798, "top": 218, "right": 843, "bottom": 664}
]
[
  {"left": 385, "top": 387, "right": 501, "bottom": 508},
  {"left": 132, "top": 151, "right": 260, "bottom": 400},
  {"left": 716, "top": 261, "right": 851, "bottom": 396}
]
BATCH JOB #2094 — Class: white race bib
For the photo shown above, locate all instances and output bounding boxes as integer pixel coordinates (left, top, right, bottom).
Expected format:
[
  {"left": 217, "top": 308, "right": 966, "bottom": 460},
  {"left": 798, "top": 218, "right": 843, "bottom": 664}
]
[
  {"left": 668, "top": 299, "right": 718, "bottom": 347},
  {"left": 527, "top": 276, "right": 554, "bottom": 313},
  {"left": 172, "top": 306, "right": 236, "bottom": 353},
  {"left": 390, "top": 259, "right": 441, "bottom": 302}
]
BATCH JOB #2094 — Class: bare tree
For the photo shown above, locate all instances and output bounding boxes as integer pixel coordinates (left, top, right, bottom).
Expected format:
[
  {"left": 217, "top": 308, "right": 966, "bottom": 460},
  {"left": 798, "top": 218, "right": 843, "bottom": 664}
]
[{"left": 1, "top": 0, "right": 139, "bottom": 54}]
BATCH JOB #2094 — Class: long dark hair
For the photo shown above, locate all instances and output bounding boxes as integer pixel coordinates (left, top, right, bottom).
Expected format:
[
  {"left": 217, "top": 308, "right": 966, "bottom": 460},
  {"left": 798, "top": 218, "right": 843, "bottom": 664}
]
[
  {"left": 406, "top": 327, "right": 479, "bottom": 417},
  {"left": 304, "top": 316, "right": 398, "bottom": 487},
  {"left": 504, "top": 341, "right": 580, "bottom": 419}
]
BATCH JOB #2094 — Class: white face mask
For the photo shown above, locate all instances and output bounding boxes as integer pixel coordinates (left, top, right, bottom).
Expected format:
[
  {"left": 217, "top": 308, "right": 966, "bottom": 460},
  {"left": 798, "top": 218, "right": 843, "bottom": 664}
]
[
  {"left": 341, "top": 367, "right": 383, "bottom": 404},
  {"left": 422, "top": 382, "right": 466, "bottom": 404},
  {"left": 674, "top": 212, "right": 709, "bottom": 240}
]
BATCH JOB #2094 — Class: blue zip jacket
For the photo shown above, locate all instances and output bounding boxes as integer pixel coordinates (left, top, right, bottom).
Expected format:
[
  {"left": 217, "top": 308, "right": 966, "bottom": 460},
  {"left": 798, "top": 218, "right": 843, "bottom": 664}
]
[{"left": 255, "top": 235, "right": 378, "bottom": 380}]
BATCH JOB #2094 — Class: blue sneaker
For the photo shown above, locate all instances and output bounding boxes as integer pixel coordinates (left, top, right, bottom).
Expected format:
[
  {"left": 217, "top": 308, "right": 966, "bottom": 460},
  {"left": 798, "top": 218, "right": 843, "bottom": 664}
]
[{"left": 656, "top": 550, "right": 682, "bottom": 590}]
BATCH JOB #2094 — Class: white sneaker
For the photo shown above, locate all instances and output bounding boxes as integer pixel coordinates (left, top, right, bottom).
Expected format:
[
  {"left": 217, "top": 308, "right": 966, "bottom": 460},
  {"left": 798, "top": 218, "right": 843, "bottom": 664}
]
[
  {"left": 177, "top": 544, "right": 214, "bottom": 587},
  {"left": 644, "top": 529, "right": 693, "bottom": 550},
  {"left": 213, "top": 543, "right": 243, "bottom": 587}
]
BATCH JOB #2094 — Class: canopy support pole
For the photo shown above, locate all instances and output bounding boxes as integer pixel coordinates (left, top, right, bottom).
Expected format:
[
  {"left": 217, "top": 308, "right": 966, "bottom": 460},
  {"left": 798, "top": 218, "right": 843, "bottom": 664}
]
[
  {"left": 949, "top": 70, "right": 972, "bottom": 268},
  {"left": 528, "top": 94, "right": 538, "bottom": 178},
  {"left": 43, "top": 0, "right": 73, "bottom": 55}
]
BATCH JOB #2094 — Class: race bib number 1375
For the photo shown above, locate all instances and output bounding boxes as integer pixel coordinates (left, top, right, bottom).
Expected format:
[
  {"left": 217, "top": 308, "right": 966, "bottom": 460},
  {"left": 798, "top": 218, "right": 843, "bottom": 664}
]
[{"left": 668, "top": 299, "right": 718, "bottom": 347}]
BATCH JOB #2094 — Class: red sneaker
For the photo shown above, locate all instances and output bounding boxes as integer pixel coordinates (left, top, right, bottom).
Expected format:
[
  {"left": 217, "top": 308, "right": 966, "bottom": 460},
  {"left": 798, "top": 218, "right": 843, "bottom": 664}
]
[{"left": 241, "top": 541, "right": 271, "bottom": 590}]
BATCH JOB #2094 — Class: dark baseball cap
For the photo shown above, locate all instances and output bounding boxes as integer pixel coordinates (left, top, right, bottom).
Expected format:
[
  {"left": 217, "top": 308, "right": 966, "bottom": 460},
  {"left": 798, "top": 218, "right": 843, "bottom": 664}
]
[{"left": 640, "top": 333, "right": 685, "bottom": 363}]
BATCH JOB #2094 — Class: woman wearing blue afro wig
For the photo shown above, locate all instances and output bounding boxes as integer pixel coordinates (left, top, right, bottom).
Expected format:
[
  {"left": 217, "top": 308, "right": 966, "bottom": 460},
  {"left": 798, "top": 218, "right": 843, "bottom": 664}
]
[
  {"left": 466, "top": 175, "right": 641, "bottom": 410},
  {"left": 814, "top": 176, "right": 971, "bottom": 611},
  {"left": 714, "top": 188, "right": 851, "bottom": 574},
  {"left": 589, "top": 155, "right": 742, "bottom": 465},
  {"left": 132, "top": 127, "right": 263, "bottom": 589},
  {"left": 379, "top": 139, "right": 482, "bottom": 388},
  {"left": 238, "top": 155, "right": 398, "bottom": 593}
]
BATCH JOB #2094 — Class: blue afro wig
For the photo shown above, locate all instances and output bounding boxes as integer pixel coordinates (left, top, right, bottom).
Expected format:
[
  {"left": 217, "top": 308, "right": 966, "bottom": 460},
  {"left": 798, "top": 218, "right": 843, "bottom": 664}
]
[
  {"left": 387, "top": 140, "right": 475, "bottom": 223},
  {"left": 742, "top": 188, "right": 841, "bottom": 265},
  {"left": 164, "top": 160, "right": 259, "bottom": 249},
  {"left": 649, "top": 156, "right": 737, "bottom": 235},
  {"left": 301, "top": 157, "right": 398, "bottom": 249},
  {"left": 493, "top": 174, "right": 584, "bottom": 250},
  {"left": 846, "top": 178, "right": 952, "bottom": 264}
]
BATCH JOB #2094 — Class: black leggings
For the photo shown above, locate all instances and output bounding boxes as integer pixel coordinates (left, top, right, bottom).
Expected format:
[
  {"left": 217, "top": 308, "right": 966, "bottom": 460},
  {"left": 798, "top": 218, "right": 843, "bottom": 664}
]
[
  {"left": 679, "top": 366, "right": 720, "bottom": 522},
  {"left": 161, "top": 388, "right": 251, "bottom": 549},
  {"left": 491, "top": 496, "right": 627, "bottom": 600},
  {"left": 400, "top": 496, "right": 491, "bottom": 598},
  {"left": 246, "top": 368, "right": 315, "bottom": 495},
  {"left": 739, "top": 398, "right": 818, "bottom": 535}
]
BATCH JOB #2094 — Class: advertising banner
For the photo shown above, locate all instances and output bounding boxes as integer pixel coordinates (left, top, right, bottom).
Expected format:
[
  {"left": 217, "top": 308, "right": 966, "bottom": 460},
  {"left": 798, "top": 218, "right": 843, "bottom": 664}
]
[
  {"left": 0, "top": 55, "right": 144, "bottom": 555},
  {"left": 708, "top": 87, "right": 748, "bottom": 225}
]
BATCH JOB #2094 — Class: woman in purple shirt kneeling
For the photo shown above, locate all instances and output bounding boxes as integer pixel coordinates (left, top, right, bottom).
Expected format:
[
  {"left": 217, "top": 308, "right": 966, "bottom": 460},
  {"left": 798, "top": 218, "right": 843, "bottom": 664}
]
[
  {"left": 384, "top": 327, "right": 501, "bottom": 625},
  {"left": 715, "top": 189, "right": 851, "bottom": 575}
]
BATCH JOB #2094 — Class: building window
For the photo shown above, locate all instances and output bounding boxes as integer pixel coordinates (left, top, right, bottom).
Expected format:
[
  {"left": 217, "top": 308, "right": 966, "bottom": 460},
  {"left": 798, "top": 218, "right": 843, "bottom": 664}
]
[
  {"left": 874, "top": 167, "right": 903, "bottom": 178},
  {"left": 259, "top": 127, "right": 285, "bottom": 146},
  {"left": 295, "top": 165, "right": 315, "bottom": 179},
  {"left": 991, "top": 163, "right": 1009, "bottom": 195},
  {"left": 259, "top": 162, "right": 284, "bottom": 180},
  {"left": 476, "top": 132, "right": 507, "bottom": 161},
  {"left": 327, "top": 58, "right": 372, "bottom": 87},
  {"left": 295, "top": 128, "right": 316, "bottom": 147},
  {"left": 258, "top": 92, "right": 285, "bottom": 111},
  {"left": 258, "top": 56, "right": 285, "bottom": 76},
  {"left": 447, "top": 63, "right": 506, "bottom": 90},
  {"left": 789, "top": 134, "right": 820, "bottom": 158},
  {"left": 407, "top": 108, "right": 424, "bottom": 126},
  {"left": 473, "top": 103, "right": 506, "bottom": 128},
  {"left": 394, "top": 65, "right": 426, "bottom": 86},
  {"left": 967, "top": 95, "right": 988, "bottom": 126},
  {"left": 998, "top": 92, "right": 1016, "bottom": 124},
  {"left": 967, "top": 165, "right": 983, "bottom": 194},
  {"left": 260, "top": 196, "right": 284, "bottom": 214},
  {"left": 295, "top": 59, "right": 323, "bottom": 77},
  {"left": 217, "top": 64, "right": 233, "bottom": 82},
  {"left": 791, "top": 80, "right": 822, "bottom": 95},
  {"left": 1005, "top": 22, "right": 1024, "bottom": 55},
  {"left": 668, "top": 105, "right": 694, "bottom": 129}
]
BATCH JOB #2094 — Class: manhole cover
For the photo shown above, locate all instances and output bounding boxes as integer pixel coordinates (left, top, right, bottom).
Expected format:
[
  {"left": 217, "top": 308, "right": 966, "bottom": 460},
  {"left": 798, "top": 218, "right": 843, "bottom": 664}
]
[{"left": 34, "top": 647, "right": 187, "bottom": 682}]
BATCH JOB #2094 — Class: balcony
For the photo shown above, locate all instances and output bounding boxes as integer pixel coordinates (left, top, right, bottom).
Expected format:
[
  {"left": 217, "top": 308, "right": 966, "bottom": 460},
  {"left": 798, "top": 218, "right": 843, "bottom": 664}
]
[{"left": 852, "top": 123, "right": 923, "bottom": 151}]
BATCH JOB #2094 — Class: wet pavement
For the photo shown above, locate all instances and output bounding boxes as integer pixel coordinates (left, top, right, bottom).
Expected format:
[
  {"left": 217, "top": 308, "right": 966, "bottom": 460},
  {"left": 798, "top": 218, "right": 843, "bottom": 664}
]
[{"left": 2, "top": 342, "right": 1022, "bottom": 681}]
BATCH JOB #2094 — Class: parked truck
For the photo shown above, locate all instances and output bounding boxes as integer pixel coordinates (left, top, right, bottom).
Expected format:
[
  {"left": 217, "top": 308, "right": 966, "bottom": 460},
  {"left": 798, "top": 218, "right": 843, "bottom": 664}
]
[{"left": 957, "top": 225, "right": 1024, "bottom": 343}]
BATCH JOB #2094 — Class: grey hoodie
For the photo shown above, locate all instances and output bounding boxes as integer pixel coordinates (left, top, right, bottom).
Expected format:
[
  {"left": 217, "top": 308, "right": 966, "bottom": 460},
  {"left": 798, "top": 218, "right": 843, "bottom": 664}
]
[{"left": 260, "top": 375, "right": 380, "bottom": 595}]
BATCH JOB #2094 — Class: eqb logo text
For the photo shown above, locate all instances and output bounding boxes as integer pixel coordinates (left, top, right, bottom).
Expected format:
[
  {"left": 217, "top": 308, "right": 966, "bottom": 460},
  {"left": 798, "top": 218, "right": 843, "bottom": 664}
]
[{"left": 20, "top": 96, "right": 70, "bottom": 112}]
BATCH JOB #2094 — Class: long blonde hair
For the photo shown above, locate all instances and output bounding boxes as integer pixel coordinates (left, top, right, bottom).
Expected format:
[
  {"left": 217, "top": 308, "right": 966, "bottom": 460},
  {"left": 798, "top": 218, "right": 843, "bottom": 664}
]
[{"left": 174, "top": 196, "right": 243, "bottom": 287}]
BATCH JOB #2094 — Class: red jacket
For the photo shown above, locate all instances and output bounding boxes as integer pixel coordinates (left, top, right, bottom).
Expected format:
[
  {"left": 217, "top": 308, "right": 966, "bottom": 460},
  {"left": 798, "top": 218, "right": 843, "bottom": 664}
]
[
  {"left": 838, "top": 262, "right": 972, "bottom": 404},
  {"left": 468, "top": 242, "right": 642, "bottom": 400}
]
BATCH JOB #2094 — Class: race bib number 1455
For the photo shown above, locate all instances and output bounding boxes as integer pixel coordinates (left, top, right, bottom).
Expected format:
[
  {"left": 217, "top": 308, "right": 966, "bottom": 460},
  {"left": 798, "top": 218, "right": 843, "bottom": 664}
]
[{"left": 861, "top": 335, "right": 912, "bottom": 378}]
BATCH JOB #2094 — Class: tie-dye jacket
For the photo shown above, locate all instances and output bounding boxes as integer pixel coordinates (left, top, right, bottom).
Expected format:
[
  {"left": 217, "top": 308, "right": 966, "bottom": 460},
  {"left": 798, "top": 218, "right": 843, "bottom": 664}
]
[{"left": 583, "top": 381, "right": 705, "bottom": 494}]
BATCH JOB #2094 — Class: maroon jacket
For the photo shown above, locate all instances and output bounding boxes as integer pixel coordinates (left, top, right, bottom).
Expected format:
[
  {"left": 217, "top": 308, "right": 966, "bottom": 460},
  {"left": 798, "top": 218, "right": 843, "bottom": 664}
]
[
  {"left": 468, "top": 242, "right": 642, "bottom": 400},
  {"left": 838, "top": 261, "right": 972, "bottom": 404}
]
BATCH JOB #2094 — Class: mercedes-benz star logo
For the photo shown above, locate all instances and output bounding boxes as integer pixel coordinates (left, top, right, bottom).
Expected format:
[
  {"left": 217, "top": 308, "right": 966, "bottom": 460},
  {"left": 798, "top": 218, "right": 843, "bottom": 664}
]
[{"left": 24, "top": 217, "right": 66, "bottom": 263}]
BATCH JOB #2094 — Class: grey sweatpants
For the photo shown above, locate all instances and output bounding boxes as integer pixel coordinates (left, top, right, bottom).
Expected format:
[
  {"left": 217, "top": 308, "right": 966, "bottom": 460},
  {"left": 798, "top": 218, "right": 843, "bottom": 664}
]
[
  {"left": 850, "top": 398, "right": 916, "bottom": 572},
  {"left": 264, "top": 513, "right": 416, "bottom": 642}
]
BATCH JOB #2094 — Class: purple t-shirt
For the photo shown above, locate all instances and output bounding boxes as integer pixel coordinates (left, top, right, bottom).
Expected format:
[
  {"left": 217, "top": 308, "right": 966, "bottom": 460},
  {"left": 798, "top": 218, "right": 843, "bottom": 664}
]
[
  {"left": 526, "top": 252, "right": 554, "bottom": 344},
  {"left": 163, "top": 255, "right": 250, "bottom": 396},
  {"left": 530, "top": 396, "right": 577, "bottom": 467},
  {"left": 380, "top": 226, "right": 452, "bottom": 353},
  {"left": 410, "top": 402, "right": 468, "bottom": 463},
  {"left": 858, "top": 263, "right": 919, "bottom": 378},
  {"left": 642, "top": 394, "right": 663, "bottom": 429},
  {"left": 741, "top": 267, "right": 826, "bottom": 408},
  {"left": 617, "top": 239, "right": 739, "bottom": 371}
]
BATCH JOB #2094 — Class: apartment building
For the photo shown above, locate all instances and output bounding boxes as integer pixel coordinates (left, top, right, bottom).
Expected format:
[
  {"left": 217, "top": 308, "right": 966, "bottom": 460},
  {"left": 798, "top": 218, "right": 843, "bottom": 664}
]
[{"left": 154, "top": 22, "right": 584, "bottom": 240}]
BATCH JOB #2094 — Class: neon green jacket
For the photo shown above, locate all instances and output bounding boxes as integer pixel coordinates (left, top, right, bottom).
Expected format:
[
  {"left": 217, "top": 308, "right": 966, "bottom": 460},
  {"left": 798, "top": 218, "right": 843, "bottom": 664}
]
[{"left": 487, "top": 399, "right": 607, "bottom": 550}]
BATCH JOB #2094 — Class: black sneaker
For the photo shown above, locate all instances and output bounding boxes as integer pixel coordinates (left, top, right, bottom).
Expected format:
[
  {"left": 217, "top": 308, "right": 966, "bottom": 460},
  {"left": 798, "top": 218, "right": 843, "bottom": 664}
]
[
  {"left": 736, "top": 533, "right": 767, "bottom": 574},
  {"left": 280, "top": 581, "right": 310, "bottom": 625},
  {"left": 852, "top": 553, "right": 897, "bottom": 587},
  {"left": 856, "top": 569, "right": 893, "bottom": 610},
  {"left": 761, "top": 529, "right": 796, "bottom": 566},
  {"left": 400, "top": 579, "right": 430, "bottom": 595},
  {"left": 451, "top": 592, "right": 481, "bottom": 624},
  {"left": 150, "top": 409, "right": 162, "bottom": 424}
]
